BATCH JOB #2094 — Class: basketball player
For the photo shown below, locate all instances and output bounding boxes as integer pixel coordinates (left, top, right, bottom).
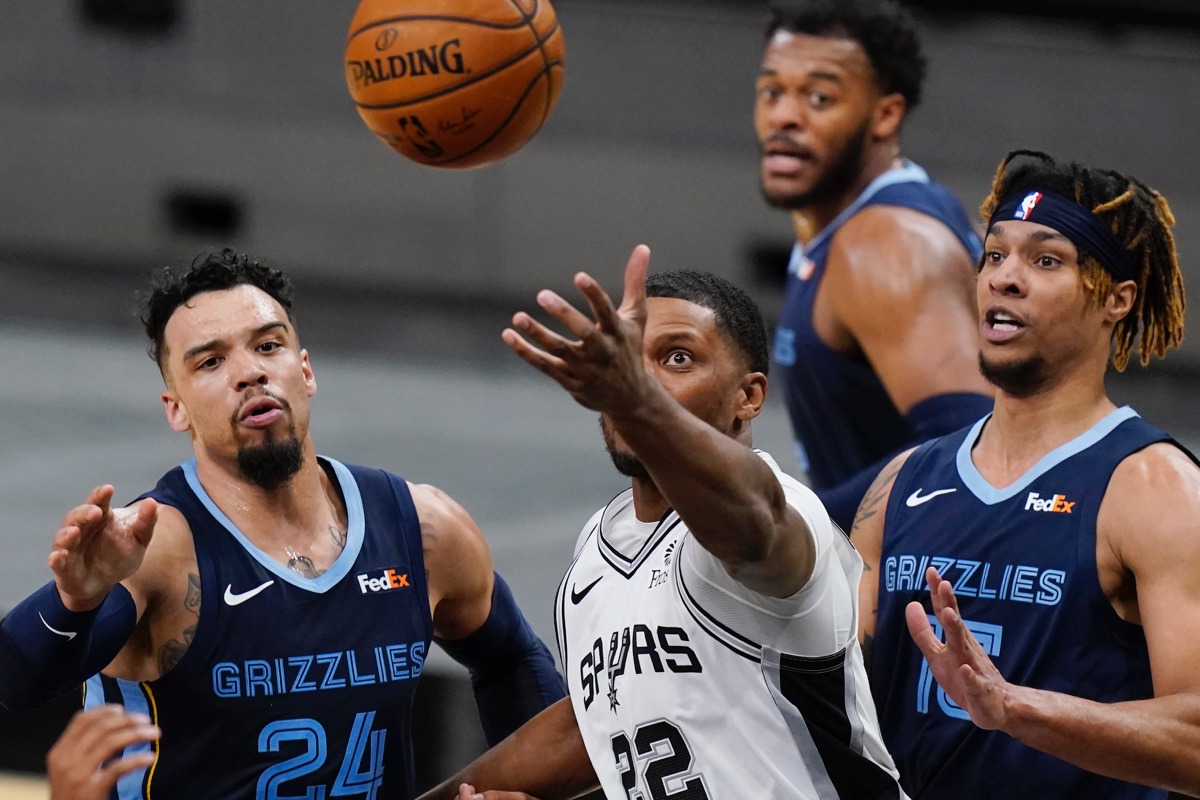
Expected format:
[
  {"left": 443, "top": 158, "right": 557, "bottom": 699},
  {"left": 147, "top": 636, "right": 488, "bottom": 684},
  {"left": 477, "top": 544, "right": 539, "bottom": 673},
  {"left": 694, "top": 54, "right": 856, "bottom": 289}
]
[
  {"left": 419, "top": 247, "right": 906, "bottom": 799},
  {"left": 853, "top": 152, "right": 1200, "bottom": 798},
  {"left": 760, "top": 0, "right": 992, "bottom": 530},
  {"left": 0, "top": 249, "right": 564, "bottom": 798}
]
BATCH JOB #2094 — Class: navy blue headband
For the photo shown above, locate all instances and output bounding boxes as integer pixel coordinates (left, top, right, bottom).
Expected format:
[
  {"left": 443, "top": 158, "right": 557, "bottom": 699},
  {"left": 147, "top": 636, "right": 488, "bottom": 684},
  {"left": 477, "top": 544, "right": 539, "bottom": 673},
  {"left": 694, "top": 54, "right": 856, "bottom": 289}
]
[{"left": 988, "top": 190, "right": 1138, "bottom": 282}]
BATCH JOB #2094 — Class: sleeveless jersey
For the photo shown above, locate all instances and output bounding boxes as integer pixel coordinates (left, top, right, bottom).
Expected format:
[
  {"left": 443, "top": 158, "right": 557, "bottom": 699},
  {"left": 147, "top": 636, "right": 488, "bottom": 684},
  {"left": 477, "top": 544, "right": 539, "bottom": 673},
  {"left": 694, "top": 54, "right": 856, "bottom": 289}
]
[
  {"left": 872, "top": 407, "right": 1176, "bottom": 799},
  {"left": 555, "top": 451, "right": 907, "bottom": 800},
  {"left": 85, "top": 456, "right": 432, "bottom": 800},
  {"left": 772, "top": 161, "right": 983, "bottom": 489}
]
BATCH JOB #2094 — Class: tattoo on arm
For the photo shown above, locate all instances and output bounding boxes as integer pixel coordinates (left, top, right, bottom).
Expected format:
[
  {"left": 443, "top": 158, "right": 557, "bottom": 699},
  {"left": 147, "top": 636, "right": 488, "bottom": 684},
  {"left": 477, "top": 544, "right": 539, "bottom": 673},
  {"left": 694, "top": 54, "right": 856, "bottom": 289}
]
[
  {"left": 852, "top": 459, "right": 905, "bottom": 534},
  {"left": 158, "top": 573, "right": 201, "bottom": 675}
]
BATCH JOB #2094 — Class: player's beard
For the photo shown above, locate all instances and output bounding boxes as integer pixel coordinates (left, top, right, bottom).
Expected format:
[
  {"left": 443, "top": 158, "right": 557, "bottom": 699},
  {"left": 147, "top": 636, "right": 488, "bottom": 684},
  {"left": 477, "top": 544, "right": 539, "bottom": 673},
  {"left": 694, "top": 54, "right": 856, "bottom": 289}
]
[
  {"left": 600, "top": 417, "right": 651, "bottom": 482},
  {"left": 978, "top": 352, "right": 1049, "bottom": 399},
  {"left": 761, "top": 121, "right": 870, "bottom": 211},
  {"left": 237, "top": 433, "right": 304, "bottom": 491}
]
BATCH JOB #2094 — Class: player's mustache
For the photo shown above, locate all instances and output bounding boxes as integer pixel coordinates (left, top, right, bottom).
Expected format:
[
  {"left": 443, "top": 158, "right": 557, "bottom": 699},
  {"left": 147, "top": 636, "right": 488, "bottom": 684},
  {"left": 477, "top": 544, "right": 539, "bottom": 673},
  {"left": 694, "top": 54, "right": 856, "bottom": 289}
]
[
  {"left": 760, "top": 134, "right": 814, "bottom": 159},
  {"left": 230, "top": 390, "right": 291, "bottom": 425}
]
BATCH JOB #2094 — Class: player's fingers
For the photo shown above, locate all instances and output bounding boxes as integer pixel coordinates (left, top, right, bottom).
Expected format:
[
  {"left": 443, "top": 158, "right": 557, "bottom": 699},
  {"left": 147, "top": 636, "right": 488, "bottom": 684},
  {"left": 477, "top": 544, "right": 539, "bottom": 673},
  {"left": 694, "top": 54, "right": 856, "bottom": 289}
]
[
  {"left": 536, "top": 290, "right": 596, "bottom": 340},
  {"left": 87, "top": 721, "right": 160, "bottom": 766},
  {"left": 52, "top": 525, "right": 82, "bottom": 551},
  {"left": 458, "top": 784, "right": 480, "bottom": 800},
  {"left": 938, "top": 605, "right": 974, "bottom": 657},
  {"left": 97, "top": 751, "right": 157, "bottom": 789},
  {"left": 925, "top": 567, "right": 948, "bottom": 615},
  {"left": 502, "top": 329, "right": 572, "bottom": 379},
  {"left": 85, "top": 484, "right": 115, "bottom": 509},
  {"left": 618, "top": 245, "right": 650, "bottom": 317},
  {"left": 573, "top": 272, "right": 622, "bottom": 335},
  {"left": 513, "top": 312, "right": 578, "bottom": 359},
  {"left": 62, "top": 503, "right": 103, "bottom": 532},
  {"left": 130, "top": 499, "right": 158, "bottom": 548},
  {"left": 55, "top": 707, "right": 145, "bottom": 761},
  {"left": 904, "top": 601, "right": 944, "bottom": 657},
  {"left": 938, "top": 578, "right": 962, "bottom": 618}
]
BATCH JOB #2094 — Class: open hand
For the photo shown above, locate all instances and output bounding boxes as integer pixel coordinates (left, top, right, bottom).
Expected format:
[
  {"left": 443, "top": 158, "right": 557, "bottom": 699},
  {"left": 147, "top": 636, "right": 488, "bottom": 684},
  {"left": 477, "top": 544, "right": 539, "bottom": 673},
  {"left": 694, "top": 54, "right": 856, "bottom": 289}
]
[
  {"left": 48, "top": 705, "right": 159, "bottom": 800},
  {"left": 502, "top": 245, "right": 654, "bottom": 415},
  {"left": 48, "top": 485, "right": 157, "bottom": 611},
  {"left": 905, "top": 567, "right": 1013, "bottom": 730}
]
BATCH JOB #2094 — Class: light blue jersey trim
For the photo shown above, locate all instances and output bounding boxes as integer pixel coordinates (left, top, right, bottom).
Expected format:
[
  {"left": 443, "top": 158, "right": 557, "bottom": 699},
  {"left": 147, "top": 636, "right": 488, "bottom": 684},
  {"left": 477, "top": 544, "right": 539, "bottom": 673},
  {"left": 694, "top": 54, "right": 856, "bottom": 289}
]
[
  {"left": 83, "top": 673, "right": 104, "bottom": 710},
  {"left": 956, "top": 406, "right": 1139, "bottom": 505},
  {"left": 790, "top": 160, "right": 931, "bottom": 274},
  {"left": 115, "top": 679, "right": 152, "bottom": 800},
  {"left": 181, "top": 456, "right": 365, "bottom": 593}
]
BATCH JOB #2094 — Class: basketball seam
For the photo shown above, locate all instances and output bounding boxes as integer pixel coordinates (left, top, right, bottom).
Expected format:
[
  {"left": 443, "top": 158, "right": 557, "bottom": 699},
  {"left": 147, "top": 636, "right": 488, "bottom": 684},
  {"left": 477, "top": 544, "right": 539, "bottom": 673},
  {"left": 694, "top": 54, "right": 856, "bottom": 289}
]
[
  {"left": 348, "top": 13, "right": 530, "bottom": 43},
  {"left": 431, "top": 59, "right": 558, "bottom": 166},
  {"left": 353, "top": 19, "right": 560, "bottom": 110},
  {"left": 505, "top": 0, "right": 556, "bottom": 129}
]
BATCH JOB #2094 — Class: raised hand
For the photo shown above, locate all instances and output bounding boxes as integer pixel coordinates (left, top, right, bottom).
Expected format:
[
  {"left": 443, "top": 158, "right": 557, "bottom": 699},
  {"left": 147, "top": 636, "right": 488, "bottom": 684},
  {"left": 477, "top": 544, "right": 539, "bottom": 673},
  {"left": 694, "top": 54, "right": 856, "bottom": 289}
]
[
  {"left": 48, "top": 705, "right": 159, "bottom": 800},
  {"left": 502, "top": 245, "right": 653, "bottom": 414},
  {"left": 905, "top": 567, "right": 1012, "bottom": 730},
  {"left": 48, "top": 485, "right": 157, "bottom": 611}
]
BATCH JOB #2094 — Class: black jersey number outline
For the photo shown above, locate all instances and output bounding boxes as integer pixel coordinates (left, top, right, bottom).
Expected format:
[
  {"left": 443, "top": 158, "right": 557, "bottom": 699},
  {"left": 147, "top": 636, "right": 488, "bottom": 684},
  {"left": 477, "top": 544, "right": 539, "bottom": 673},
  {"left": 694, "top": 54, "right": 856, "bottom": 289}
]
[{"left": 610, "top": 719, "right": 710, "bottom": 800}]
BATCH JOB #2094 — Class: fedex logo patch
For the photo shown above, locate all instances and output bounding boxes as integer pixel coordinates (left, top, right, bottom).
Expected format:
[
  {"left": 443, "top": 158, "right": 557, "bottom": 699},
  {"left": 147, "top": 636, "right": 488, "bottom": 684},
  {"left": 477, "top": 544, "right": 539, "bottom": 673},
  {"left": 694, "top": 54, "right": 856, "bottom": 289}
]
[
  {"left": 357, "top": 568, "right": 410, "bottom": 594},
  {"left": 1024, "top": 492, "right": 1075, "bottom": 514},
  {"left": 1015, "top": 191, "right": 1043, "bottom": 220}
]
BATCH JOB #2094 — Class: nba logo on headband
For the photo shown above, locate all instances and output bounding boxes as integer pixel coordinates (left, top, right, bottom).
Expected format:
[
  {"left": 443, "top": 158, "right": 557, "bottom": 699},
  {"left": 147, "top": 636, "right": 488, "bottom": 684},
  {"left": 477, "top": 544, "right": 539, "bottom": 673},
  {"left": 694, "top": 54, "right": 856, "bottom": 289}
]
[{"left": 1015, "top": 191, "right": 1043, "bottom": 220}]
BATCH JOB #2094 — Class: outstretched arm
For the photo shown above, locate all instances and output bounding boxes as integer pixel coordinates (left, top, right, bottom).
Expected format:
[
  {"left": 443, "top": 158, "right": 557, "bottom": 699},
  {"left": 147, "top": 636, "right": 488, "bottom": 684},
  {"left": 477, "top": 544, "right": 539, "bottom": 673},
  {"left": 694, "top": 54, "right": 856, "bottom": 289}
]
[
  {"left": 416, "top": 484, "right": 565, "bottom": 747},
  {"left": 503, "top": 246, "right": 815, "bottom": 599},
  {"left": 419, "top": 697, "right": 597, "bottom": 800},
  {"left": 907, "top": 445, "right": 1200, "bottom": 796},
  {"left": 0, "top": 486, "right": 157, "bottom": 710}
]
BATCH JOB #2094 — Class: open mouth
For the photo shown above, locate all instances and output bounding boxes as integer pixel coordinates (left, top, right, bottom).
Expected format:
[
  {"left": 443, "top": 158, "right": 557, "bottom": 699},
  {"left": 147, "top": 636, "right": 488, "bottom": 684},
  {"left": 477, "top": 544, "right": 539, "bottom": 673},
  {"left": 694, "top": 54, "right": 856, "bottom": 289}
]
[
  {"left": 983, "top": 307, "right": 1027, "bottom": 342},
  {"left": 761, "top": 137, "right": 815, "bottom": 176},
  {"left": 237, "top": 397, "right": 285, "bottom": 428}
]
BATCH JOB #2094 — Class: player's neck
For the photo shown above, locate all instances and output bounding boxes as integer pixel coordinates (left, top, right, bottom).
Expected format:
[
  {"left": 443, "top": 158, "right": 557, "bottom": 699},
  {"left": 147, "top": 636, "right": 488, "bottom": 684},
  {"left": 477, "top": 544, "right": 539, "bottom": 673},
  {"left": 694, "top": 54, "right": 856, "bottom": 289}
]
[
  {"left": 630, "top": 478, "right": 671, "bottom": 523},
  {"left": 193, "top": 441, "right": 344, "bottom": 538},
  {"left": 974, "top": 365, "right": 1115, "bottom": 485},
  {"left": 791, "top": 152, "right": 903, "bottom": 243}
]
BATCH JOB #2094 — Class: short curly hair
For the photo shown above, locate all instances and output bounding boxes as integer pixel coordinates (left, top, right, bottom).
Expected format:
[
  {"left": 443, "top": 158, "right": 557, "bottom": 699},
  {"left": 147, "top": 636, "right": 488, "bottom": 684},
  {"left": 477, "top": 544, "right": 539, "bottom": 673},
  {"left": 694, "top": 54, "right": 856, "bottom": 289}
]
[
  {"left": 139, "top": 248, "right": 296, "bottom": 372},
  {"left": 646, "top": 270, "right": 770, "bottom": 376},
  {"left": 767, "top": 0, "right": 927, "bottom": 111}
]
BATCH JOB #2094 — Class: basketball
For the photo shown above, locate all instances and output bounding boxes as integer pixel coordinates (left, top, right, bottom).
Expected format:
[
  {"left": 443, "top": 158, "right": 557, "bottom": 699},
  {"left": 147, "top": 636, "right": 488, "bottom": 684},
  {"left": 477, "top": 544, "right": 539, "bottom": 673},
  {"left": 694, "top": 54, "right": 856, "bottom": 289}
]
[{"left": 345, "top": 0, "right": 565, "bottom": 170}]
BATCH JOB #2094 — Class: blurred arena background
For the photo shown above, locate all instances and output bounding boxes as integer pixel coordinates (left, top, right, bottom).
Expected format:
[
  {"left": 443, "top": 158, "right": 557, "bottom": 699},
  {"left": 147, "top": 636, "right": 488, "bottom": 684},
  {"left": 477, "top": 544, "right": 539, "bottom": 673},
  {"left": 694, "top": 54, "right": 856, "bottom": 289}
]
[{"left": 1, "top": 0, "right": 1198, "bottom": 794}]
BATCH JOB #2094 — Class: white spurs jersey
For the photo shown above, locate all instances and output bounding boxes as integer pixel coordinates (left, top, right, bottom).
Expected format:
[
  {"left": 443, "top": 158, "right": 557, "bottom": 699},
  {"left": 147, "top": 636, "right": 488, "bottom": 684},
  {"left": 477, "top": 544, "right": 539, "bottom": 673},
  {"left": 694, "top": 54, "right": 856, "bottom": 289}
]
[{"left": 554, "top": 451, "right": 905, "bottom": 800}]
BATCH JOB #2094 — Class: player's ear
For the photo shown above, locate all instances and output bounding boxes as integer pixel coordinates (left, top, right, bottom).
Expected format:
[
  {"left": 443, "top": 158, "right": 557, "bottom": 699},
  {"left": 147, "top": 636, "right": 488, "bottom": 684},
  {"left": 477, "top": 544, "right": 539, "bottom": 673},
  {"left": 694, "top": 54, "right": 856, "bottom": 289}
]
[
  {"left": 300, "top": 349, "right": 317, "bottom": 397},
  {"left": 735, "top": 372, "right": 768, "bottom": 422},
  {"left": 870, "top": 92, "right": 906, "bottom": 141},
  {"left": 162, "top": 391, "right": 191, "bottom": 433},
  {"left": 1104, "top": 280, "right": 1138, "bottom": 324}
]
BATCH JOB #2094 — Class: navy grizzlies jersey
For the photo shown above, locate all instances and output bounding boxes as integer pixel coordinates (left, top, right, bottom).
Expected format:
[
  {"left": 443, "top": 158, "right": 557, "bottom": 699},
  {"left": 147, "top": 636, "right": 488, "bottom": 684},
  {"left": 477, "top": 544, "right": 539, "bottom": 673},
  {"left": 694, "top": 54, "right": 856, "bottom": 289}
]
[
  {"left": 873, "top": 407, "right": 1175, "bottom": 799},
  {"left": 772, "top": 161, "right": 983, "bottom": 489},
  {"left": 85, "top": 457, "right": 432, "bottom": 800}
]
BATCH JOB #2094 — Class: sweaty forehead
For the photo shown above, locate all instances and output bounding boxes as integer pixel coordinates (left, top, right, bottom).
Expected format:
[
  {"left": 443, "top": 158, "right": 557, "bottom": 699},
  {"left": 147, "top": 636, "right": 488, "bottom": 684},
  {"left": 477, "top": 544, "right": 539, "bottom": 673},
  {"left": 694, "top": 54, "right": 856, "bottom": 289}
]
[
  {"left": 761, "top": 30, "right": 873, "bottom": 83},
  {"left": 987, "top": 220, "right": 1078, "bottom": 253},
  {"left": 163, "top": 285, "right": 289, "bottom": 354}
]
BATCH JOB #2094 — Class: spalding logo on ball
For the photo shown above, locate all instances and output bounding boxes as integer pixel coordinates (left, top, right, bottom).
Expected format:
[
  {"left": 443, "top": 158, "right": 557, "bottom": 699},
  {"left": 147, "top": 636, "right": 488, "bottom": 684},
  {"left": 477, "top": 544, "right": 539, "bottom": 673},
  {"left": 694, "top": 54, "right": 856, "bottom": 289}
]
[{"left": 345, "top": 0, "right": 565, "bottom": 169}]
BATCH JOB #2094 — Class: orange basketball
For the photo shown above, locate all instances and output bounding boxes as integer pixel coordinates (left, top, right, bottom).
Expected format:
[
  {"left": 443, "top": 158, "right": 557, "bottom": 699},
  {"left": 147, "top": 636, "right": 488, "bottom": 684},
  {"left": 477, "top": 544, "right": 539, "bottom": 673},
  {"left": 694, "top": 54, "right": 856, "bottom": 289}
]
[{"left": 345, "top": 0, "right": 565, "bottom": 169}]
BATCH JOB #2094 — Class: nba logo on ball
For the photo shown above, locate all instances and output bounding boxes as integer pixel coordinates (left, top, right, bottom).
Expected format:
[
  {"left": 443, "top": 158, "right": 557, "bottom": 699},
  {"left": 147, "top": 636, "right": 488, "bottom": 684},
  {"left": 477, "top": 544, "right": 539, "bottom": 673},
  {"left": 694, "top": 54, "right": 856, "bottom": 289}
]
[
  {"left": 1015, "top": 191, "right": 1043, "bottom": 220},
  {"left": 345, "top": 0, "right": 566, "bottom": 169}
]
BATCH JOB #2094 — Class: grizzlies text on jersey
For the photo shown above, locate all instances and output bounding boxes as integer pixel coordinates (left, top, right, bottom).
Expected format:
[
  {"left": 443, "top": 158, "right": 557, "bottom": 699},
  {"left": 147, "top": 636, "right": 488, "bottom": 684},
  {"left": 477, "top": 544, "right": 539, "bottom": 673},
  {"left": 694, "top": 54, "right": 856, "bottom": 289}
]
[
  {"left": 86, "top": 456, "right": 432, "bottom": 800},
  {"left": 873, "top": 408, "right": 1181, "bottom": 799}
]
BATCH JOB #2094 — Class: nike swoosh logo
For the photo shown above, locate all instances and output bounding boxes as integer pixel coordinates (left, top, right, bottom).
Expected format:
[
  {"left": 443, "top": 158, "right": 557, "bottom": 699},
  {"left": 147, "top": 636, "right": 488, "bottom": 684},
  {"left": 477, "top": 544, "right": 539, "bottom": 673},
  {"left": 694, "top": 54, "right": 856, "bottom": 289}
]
[
  {"left": 906, "top": 488, "right": 957, "bottom": 507},
  {"left": 39, "top": 612, "right": 76, "bottom": 640},
  {"left": 570, "top": 576, "right": 602, "bottom": 605},
  {"left": 224, "top": 580, "right": 275, "bottom": 606}
]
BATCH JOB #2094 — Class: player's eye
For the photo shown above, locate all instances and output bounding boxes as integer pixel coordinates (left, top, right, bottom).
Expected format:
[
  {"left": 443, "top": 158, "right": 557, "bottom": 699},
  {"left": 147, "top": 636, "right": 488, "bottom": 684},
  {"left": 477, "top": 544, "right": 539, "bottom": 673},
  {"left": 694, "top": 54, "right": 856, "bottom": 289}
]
[
  {"left": 258, "top": 341, "right": 282, "bottom": 353},
  {"left": 1036, "top": 255, "right": 1062, "bottom": 268},
  {"left": 197, "top": 356, "right": 222, "bottom": 370},
  {"left": 808, "top": 91, "right": 834, "bottom": 108},
  {"left": 757, "top": 84, "right": 782, "bottom": 102},
  {"left": 664, "top": 351, "right": 693, "bottom": 366}
]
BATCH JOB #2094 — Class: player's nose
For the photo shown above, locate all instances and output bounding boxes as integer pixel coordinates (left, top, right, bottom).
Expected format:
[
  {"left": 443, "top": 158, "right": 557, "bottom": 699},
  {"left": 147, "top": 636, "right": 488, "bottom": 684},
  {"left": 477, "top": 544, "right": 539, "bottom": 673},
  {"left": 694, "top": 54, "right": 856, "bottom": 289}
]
[
  {"left": 987, "top": 254, "right": 1028, "bottom": 297},
  {"left": 230, "top": 350, "right": 270, "bottom": 390},
  {"left": 766, "top": 93, "right": 806, "bottom": 131}
]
